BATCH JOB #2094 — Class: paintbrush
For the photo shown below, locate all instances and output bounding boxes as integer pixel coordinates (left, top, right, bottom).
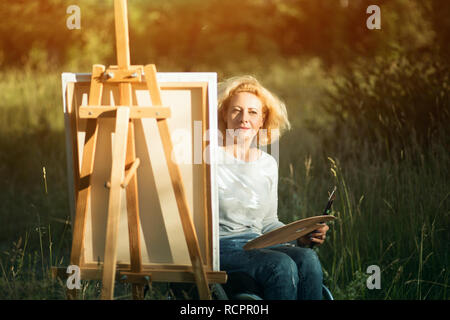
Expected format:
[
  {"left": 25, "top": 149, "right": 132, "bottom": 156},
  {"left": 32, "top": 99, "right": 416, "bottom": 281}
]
[{"left": 308, "top": 186, "right": 337, "bottom": 248}]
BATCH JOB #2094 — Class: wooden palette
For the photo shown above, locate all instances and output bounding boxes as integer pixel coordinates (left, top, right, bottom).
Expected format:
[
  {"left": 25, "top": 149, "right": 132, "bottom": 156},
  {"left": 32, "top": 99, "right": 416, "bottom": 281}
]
[{"left": 243, "top": 215, "right": 337, "bottom": 250}]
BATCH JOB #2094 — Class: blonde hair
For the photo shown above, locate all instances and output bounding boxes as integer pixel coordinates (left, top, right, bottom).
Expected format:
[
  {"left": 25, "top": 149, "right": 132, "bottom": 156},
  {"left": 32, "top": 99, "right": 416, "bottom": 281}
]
[{"left": 217, "top": 75, "right": 291, "bottom": 145}]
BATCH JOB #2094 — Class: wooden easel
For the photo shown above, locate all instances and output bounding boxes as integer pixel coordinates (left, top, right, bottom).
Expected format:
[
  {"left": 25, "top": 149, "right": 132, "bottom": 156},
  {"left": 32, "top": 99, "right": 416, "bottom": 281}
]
[{"left": 67, "top": 0, "right": 212, "bottom": 300}]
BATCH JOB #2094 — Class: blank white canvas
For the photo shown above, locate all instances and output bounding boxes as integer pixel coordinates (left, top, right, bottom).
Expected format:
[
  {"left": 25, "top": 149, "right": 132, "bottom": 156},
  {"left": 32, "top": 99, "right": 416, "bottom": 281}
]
[{"left": 61, "top": 72, "right": 219, "bottom": 271}]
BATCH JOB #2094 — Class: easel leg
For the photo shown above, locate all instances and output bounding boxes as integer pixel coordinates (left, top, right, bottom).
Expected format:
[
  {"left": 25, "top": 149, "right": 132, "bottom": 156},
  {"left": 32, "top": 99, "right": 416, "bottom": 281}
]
[
  {"left": 70, "top": 65, "right": 105, "bottom": 269},
  {"left": 126, "top": 119, "right": 144, "bottom": 300},
  {"left": 143, "top": 64, "right": 211, "bottom": 300},
  {"left": 101, "top": 107, "right": 131, "bottom": 300}
]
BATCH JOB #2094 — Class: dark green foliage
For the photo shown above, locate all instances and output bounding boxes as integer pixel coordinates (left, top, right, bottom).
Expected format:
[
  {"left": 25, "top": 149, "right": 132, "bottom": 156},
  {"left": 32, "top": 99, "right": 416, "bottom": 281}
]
[{"left": 322, "top": 51, "right": 449, "bottom": 160}]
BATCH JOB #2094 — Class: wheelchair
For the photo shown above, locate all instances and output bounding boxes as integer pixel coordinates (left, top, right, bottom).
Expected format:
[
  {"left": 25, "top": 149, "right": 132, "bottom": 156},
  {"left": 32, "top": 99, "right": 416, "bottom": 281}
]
[
  {"left": 167, "top": 271, "right": 334, "bottom": 300},
  {"left": 212, "top": 272, "right": 334, "bottom": 300}
]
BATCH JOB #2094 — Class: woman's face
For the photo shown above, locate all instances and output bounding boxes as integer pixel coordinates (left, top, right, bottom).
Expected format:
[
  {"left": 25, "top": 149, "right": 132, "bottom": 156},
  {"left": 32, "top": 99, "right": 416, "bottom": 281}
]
[{"left": 223, "top": 92, "right": 265, "bottom": 143}]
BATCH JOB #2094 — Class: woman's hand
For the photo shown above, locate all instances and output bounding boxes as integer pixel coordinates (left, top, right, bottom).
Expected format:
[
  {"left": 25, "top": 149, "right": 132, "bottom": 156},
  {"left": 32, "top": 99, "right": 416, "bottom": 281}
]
[{"left": 297, "top": 223, "right": 330, "bottom": 247}]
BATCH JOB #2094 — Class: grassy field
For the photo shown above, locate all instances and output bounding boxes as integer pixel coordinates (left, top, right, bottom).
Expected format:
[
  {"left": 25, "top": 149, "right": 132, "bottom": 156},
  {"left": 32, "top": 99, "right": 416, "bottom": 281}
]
[{"left": 0, "top": 54, "right": 448, "bottom": 299}]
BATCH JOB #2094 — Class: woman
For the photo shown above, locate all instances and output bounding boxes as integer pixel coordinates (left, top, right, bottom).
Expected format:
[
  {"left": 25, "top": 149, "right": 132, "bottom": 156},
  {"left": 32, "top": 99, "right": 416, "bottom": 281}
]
[{"left": 217, "top": 75, "right": 329, "bottom": 300}]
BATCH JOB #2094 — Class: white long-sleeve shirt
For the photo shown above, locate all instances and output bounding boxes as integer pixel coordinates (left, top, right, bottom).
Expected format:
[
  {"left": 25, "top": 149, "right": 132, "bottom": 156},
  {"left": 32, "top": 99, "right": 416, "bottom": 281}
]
[{"left": 217, "top": 147, "right": 285, "bottom": 236}]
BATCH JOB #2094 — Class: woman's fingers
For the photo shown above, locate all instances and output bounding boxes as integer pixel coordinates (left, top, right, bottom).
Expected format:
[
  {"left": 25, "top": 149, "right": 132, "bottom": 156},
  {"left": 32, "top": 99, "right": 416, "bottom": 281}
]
[
  {"left": 309, "top": 235, "right": 325, "bottom": 245},
  {"left": 298, "top": 223, "right": 330, "bottom": 247},
  {"left": 310, "top": 224, "right": 329, "bottom": 238},
  {"left": 310, "top": 233, "right": 326, "bottom": 241},
  {"left": 312, "top": 233, "right": 326, "bottom": 240},
  {"left": 310, "top": 230, "right": 325, "bottom": 237},
  {"left": 309, "top": 231, "right": 326, "bottom": 240},
  {"left": 307, "top": 224, "right": 329, "bottom": 245}
]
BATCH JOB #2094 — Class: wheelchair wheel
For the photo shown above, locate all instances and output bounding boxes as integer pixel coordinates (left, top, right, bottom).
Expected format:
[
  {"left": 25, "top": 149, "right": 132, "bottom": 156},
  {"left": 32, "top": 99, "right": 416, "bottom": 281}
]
[
  {"left": 322, "top": 285, "right": 334, "bottom": 300},
  {"left": 210, "top": 283, "right": 229, "bottom": 300}
]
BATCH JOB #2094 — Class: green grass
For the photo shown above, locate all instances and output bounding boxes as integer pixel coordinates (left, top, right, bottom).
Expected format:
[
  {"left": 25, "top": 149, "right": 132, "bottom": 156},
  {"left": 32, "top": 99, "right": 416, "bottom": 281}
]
[
  {"left": 278, "top": 147, "right": 449, "bottom": 299},
  {"left": 276, "top": 52, "right": 449, "bottom": 300},
  {"left": 0, "top": 53, "right": 448, "bottom": 299}
]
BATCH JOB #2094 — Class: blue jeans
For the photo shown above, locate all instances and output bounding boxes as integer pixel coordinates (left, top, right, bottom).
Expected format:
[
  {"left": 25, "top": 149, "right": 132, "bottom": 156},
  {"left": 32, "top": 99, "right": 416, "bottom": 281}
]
[{"left": 220, "top": 233, "right": 323, "bottom": 300}]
